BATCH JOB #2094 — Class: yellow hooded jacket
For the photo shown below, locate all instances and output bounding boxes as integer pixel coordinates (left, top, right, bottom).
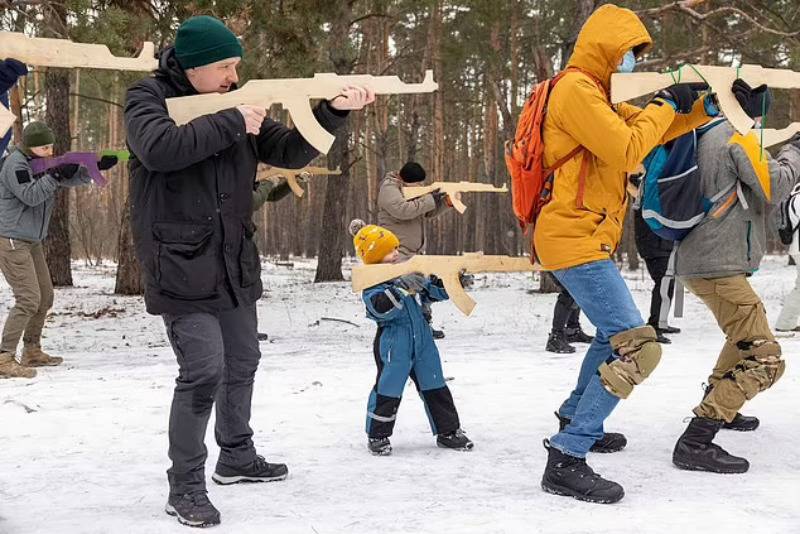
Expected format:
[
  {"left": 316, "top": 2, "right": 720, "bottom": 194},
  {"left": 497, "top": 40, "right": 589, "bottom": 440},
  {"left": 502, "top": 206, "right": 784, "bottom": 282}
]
[{"left": 533, "top": 4, "right": 712, "bottom": 270}]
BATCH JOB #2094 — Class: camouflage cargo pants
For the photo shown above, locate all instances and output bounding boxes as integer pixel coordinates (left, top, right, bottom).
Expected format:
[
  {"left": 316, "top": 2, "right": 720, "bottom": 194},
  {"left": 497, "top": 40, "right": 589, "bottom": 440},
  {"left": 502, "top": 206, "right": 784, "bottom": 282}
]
[{"left": 682, "top": 275, "right": 785, "bottom": 422}]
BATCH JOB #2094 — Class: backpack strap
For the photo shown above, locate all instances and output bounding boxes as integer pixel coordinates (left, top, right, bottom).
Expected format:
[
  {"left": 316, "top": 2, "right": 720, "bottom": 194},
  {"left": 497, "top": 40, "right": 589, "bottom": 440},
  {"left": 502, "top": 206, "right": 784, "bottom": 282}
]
[{"left": 546, "top": 67, "right": 608, "bottom": 209}]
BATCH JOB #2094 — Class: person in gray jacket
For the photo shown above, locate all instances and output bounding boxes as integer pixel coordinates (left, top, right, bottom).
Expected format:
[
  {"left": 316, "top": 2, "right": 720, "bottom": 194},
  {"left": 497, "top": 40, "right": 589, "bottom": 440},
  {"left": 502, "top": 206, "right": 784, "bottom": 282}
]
[
  {"left": 672, "top": 80, "right": 800, "bottom": 474},
  {"left": 0, "top": 121, "right": 96, "bottom": 379},
  {"left": 377, "top": 161, "right": 454, "bottom": 338}
]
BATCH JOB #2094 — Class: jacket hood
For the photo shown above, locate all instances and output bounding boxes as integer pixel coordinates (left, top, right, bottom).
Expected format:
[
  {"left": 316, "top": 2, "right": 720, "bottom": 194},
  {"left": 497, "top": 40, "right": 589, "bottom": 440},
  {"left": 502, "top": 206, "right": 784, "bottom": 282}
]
[
  {"left": 155, "top": 46, "right": 197, "bottom": 96},
  {"left": 567, "top": 4, "right": 652, "bottom": 87}
]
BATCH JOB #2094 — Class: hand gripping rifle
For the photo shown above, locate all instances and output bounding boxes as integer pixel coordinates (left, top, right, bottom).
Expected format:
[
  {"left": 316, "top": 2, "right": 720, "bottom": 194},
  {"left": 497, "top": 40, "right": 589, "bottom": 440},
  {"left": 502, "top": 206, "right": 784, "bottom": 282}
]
[
  {"left": 29, "top": 151, "right": 123, "bottom": 186},
  {"left": 351, "top": 252, "right": 539, "bottom": 316}
]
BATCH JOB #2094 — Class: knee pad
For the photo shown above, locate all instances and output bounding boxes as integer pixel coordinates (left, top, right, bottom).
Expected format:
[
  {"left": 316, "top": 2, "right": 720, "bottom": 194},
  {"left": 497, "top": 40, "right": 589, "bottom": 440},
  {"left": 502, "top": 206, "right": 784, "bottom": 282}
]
[
  {"left": 726, "top": 338, "right": 785, "bottom": 399},
  {"left": 599, "top": 325, "right": 662, "bottom": 399}
]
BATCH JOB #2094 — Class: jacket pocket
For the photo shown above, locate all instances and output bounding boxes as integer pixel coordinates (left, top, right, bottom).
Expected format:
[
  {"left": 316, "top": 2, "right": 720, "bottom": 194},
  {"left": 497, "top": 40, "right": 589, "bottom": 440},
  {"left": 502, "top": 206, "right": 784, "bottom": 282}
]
[
  {"left": 239, "top": 221, "right": 261, "bottom": 288},
  {"left": 153, "top": 221, "right": 218, "bottom": 300}
]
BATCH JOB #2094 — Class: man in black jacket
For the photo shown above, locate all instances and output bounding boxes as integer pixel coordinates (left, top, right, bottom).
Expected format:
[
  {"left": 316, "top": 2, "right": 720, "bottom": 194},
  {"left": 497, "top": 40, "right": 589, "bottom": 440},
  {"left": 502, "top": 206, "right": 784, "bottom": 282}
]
[{"left": 124, "top": 15, "right": 374, "bottom": 528}]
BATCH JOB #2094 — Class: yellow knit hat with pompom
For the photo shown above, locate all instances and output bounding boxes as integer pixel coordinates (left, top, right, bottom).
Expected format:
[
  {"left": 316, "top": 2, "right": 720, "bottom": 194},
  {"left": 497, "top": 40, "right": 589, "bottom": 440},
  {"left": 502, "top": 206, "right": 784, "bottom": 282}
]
[{"left": 350, "top": 219, "right": 399, "bottom": 264}]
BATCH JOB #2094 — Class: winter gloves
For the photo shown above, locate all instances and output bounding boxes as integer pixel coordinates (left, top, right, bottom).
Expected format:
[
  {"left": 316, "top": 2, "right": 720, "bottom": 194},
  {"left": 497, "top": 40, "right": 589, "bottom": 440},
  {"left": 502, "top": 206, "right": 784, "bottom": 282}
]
[
  {"left": 49, "top": 163, "right": 80, "bottom": 182},
  {"left": 654, "top": 84, "right": 700, "bottom": 114},
  {"left": 0, "top": 58, "right": 27, "bottom": 94},
  {"left": 97, "top": 155, "right": 119, "bottom": 171},
  {"left": 732, "top": 79, "right": 772, "bottom": 120}
]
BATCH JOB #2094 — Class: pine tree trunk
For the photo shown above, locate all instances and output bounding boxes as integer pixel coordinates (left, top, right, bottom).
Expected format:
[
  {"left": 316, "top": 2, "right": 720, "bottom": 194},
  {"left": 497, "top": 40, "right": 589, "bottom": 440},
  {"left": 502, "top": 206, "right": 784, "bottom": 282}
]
[
  {"left": 314, "top": 2, "right": 354, "bottom": 282},
  {"left": 42, "top": 5, "right": 73, "bottom": 286},
  {"left": 43, "top": 67, "right": 73, "bottom": 286},
  {"left": 114, "top": 180, "right": 143, "bottom": 295}
]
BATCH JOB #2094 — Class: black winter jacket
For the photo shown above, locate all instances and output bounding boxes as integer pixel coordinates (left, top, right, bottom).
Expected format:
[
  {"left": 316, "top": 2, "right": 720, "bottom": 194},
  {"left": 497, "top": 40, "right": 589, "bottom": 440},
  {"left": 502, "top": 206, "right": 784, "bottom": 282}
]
[
  {"left": 633, "top": 206, "right": 674, "bottom": 260},
  {"left": 125, "top": 47, "right": 347, "bottom": 315}
]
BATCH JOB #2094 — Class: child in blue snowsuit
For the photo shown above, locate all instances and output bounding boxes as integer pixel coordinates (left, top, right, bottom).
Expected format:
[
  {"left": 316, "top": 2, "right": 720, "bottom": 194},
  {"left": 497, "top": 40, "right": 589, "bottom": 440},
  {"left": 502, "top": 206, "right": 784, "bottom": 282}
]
[{"left": 350, "top": 219, "right": 473, "bottom": 456}]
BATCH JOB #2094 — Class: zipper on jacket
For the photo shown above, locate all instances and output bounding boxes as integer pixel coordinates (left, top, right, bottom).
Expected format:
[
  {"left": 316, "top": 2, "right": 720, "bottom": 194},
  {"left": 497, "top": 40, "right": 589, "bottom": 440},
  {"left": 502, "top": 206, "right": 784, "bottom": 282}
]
[
  {"left": 746, "top": 221, "right": 752, "bottom": 262},
  {"left": 39, "top": 206, "right": 46, "bottom": 240}
]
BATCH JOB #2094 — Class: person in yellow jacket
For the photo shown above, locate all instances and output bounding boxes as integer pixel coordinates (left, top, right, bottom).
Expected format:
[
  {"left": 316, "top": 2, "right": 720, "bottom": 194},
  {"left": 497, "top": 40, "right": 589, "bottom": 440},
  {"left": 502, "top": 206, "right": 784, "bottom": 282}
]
[{"left": 536, "top": 4, "right": 718, "bottom": 504}]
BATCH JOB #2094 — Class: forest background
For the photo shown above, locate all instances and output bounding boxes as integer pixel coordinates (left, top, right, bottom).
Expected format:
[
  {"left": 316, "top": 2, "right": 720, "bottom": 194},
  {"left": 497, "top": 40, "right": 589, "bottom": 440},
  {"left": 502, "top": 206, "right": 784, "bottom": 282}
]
[{"left": 5, "top": 0, "right": 799, "bottom": 293}]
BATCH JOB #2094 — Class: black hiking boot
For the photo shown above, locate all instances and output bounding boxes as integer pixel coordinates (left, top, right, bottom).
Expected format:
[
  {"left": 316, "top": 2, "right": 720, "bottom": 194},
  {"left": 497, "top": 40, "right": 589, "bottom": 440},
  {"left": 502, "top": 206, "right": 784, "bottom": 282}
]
[
  {"left": 661, "top": 325, "right": 681, "bottom": 334},
  {"left": 165, "top": 491, "right": 220, "bottom": 528},
  {"left": 723, "top": 412, "right": 760, "bottom": 432},
  {"left": 555, "top": 411, "right": 627, "bottom": 453},
  {"left": 368, "top": 437, "right": 392, "bottom": 456},
  {"left": 703, "top": 384, "right": 760, "bottom": 432},
  {"left": 565, "top": 326, "right": 594, "bottom": 344},
  {"left": 436, "top": 428, "right": 474, "bottom": 451},
  {"left": 546, "top": 330, "right": 575, "bottom": 354},
  {"left": 431, "top": 328, "right": 446, "bottom": 340},
  {"left": 541, "top": 440, "right": 624, "bottom": 504},
  {"left": 211, "top": 455, "right": 288, "bottom": 485},
  {"left": 654, "top": 328, "right": 672, "bottom": 344},
  {"left": 257, "top": 332, "right": 269, "bottom": 341},
  {"left": 672, "top": 416, "right": 749, "bottom": 474}
]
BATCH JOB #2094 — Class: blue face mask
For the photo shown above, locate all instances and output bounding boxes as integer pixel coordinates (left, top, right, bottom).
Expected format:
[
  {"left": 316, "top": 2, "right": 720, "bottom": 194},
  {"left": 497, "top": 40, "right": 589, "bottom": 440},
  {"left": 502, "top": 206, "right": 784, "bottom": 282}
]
[{"left": 617, "top": 50, "right": 636, "bottom": 73}]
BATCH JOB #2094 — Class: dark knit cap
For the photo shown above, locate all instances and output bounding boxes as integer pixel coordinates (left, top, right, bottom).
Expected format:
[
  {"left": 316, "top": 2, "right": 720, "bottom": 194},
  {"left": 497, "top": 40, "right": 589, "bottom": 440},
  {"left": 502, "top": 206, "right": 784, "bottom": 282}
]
[
  {"left": 22, "top": 121, "right": 54, "bottom": 148},
  {"left": 175, "top": 16, "right": 243, "bottom": 70},
  {"left": 399, "top": 161, "right": 426, "bottom": 183}
]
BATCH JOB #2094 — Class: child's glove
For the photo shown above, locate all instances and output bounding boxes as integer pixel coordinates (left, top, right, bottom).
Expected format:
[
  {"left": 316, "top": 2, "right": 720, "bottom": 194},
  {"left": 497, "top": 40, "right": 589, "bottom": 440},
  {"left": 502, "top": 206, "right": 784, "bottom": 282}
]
[
  {"left": 395, "top": 272, "right": 427, "bottom": 294},
  {"left": 459, "top": 270, "right": 475, "bottom": 289}
]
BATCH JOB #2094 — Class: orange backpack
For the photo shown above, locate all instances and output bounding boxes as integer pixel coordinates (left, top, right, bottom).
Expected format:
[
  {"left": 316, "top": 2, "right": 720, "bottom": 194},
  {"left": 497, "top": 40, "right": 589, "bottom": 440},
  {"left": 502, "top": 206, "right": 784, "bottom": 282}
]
[{"left": 504, "top": 68, "right": 604, "bottom": 245}]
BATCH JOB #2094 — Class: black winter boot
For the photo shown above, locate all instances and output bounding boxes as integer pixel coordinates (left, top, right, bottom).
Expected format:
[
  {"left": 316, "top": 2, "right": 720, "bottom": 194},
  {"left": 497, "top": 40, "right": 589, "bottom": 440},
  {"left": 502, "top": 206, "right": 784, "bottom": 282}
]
[
  {"left": 672, "top": 416, "right": 749, "bottom": 473},
  {"left": 661, "top": 325, "right": 681, "bottom": 334},
  {"left": 546, "top": 330, "right": 575, "bottom": 354},
  {"left": 541, "top": 440, "right": 624, "bottom": 504},
  {"left": 436, "top": 428, "right": 474, "bottom": 451},
  {"left": 703, "top": 384, "right": 760, "bottom": 432},
  {"left": 555, "top": 412, "right": 627, "bottom": 453},
  {"left": 654, "top": 328, "right": 672, "bottom": 344},
  {"left": 565, "top": 326, "right": 594, "bottom": 344},
  {"left": 212, "top": 455, "right": 289, "bottom": 485},
  {"left": 368, "top": 437, "right": 392, "bottom": 456},
  {"left": 165, "top": 491, "right": 221, "bottom": 528}
]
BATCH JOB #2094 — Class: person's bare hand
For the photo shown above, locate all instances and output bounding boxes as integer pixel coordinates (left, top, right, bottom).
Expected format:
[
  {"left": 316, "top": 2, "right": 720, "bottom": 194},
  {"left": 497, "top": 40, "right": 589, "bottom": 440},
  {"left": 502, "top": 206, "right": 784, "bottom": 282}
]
[
  {"left": 237, "top": 105, "right": 267, "bottom": 135},
  {"left": 329, "top": 85, "right": 376, "bottom": 111}
]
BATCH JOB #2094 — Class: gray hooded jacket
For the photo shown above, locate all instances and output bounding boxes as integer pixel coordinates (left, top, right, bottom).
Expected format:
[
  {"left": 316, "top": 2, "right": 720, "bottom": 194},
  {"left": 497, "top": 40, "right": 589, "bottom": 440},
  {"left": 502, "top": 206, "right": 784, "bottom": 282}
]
[{"left": 675, "top": 121, "right": 800, "bottom": 278}]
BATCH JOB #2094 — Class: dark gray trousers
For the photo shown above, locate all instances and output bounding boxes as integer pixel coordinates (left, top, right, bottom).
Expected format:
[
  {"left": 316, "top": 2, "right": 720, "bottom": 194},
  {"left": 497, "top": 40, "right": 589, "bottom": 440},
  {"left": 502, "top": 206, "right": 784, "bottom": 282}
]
[{"left": 162, "top": 303, "right": 261, "bottom": 495}]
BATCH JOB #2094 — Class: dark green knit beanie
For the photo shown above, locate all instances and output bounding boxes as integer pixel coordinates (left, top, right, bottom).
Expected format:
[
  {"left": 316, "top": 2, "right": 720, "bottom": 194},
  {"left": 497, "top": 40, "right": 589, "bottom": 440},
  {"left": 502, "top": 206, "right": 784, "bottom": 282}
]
[
  {"left": 22, "top": 121, "right": 54, "bottom": 148},
  {"left": 175, "top": 15, "right": 243, "bottom": 70}
]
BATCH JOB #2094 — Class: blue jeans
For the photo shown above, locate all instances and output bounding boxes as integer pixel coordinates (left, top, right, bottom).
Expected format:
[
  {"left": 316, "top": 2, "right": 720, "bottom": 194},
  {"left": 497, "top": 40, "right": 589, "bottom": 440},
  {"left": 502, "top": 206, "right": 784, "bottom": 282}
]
[{"left": 550, "top": 260, "right": 644, "bottom": 458}]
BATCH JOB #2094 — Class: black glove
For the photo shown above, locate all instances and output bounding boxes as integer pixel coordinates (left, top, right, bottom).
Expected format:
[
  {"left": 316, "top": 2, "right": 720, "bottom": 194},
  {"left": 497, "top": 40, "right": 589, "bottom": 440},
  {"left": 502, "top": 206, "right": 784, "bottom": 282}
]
[
  {"left": 429, "top": 274, "right": 444, "bottom": 288},
  {"left": 50, "top": 163, "right": 80, "bottom": 182},
  {"left": 654, "top": 83, "right": 699, "bottom": 114},
  {"left": 459, "top": 271, "right": 475, "bottom": 289},
  {"left": 0, "top": 58, "right": 27, "bottom": 92},
  {"left": 732, "top": 79, "right": 772, "bottom": 119},
  {"left": 431, "top": 190, "right": 448, "bottom": 209},
  {"left": 395, "top": 273, "right": 427, "bottom": 293},
  {"left": 97, "top": 155, "right": 118, "bottom": 171}
]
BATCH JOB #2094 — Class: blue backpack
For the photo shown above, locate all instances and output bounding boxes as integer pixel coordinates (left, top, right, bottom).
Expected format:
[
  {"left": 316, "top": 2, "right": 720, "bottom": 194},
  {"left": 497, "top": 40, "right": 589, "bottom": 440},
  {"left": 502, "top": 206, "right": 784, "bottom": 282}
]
[{"left": 639, "top": 120, "right": 729, "bottom": 241}]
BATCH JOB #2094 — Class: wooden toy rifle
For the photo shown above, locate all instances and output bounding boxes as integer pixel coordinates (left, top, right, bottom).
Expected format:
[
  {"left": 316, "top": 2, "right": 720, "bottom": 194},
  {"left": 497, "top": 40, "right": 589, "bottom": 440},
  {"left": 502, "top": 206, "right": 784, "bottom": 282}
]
[
  {"left": 166, "top": 70, "right": 438, "bottom": 154},
  {"left": 402, "top": 182, "right": 508, "bottom": 213},
  {"left": 351, "top": 252, "right": 539, "bottom": 316},
  {"left": 257, "top": 166, "right": 342, "bottom": 197},
  {"left": 611, "top": 64, "right": 800, "bottom": 147}
]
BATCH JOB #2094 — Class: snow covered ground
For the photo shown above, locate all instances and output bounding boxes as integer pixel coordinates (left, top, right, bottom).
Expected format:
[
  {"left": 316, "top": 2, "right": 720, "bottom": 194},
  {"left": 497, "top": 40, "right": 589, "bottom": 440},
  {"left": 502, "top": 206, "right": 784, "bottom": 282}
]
[{"left": 1, "top": 256, "right": 799, "bottom": 534}]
